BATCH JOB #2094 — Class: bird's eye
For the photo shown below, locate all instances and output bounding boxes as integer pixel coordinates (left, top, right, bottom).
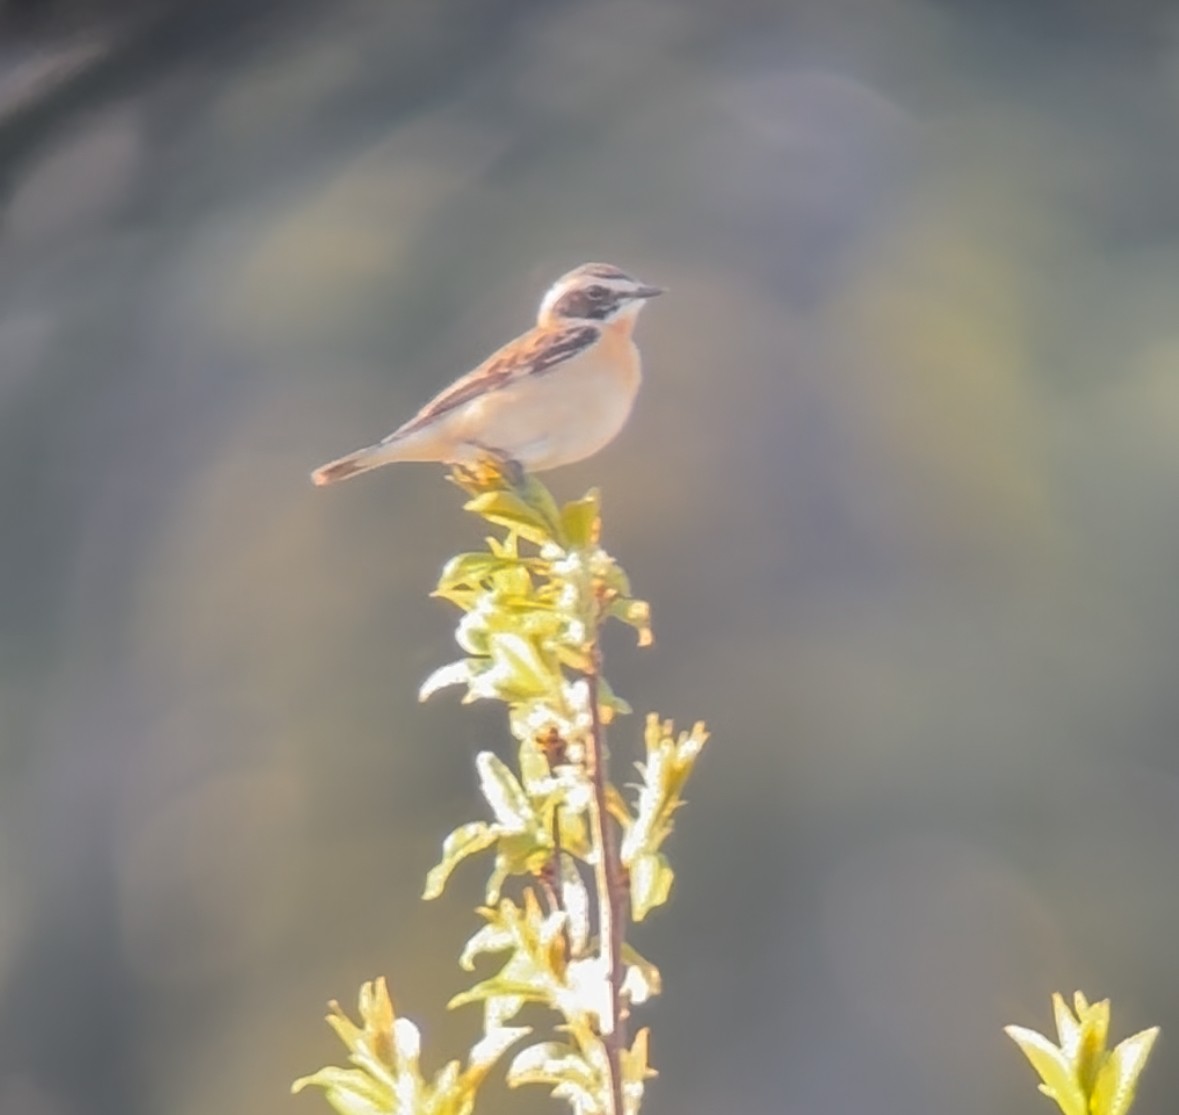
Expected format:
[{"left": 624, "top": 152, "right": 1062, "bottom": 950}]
[{"left": 586, "top": 285, "right": 610, "bottom": 301}]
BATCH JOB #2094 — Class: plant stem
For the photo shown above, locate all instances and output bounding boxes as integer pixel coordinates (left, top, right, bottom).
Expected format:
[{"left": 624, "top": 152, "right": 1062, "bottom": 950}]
[
  {"left": 585, "top": 649, "right": 627, "bottom": 1115},
  {"left": 540, "top": 729, "right": 569, "bottom": 923}
]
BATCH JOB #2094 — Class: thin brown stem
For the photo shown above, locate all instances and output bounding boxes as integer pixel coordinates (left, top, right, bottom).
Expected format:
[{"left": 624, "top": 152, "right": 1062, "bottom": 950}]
[
  {"left": 540, "top": 730, "right": 569, "bottom": 923},
  {"left": 585, "top": 649, "right": 627, "bottom": 1115},
  {"left": 548, "top": 806, "right": 567, "bottom": 914},
  {"left": 537, "top": 866, "right": 562, "bottom": 918}
]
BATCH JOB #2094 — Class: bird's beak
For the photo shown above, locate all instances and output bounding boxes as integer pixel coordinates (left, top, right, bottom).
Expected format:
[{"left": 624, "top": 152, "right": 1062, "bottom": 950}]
[{"left": 629, "top": 284, "right": 665, "bottom": 299}]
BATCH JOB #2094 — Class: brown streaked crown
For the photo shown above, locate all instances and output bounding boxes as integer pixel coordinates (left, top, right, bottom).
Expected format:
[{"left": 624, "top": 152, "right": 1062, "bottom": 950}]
[{"left": 569, "top": 262, "right": 637, "bottom": 282}]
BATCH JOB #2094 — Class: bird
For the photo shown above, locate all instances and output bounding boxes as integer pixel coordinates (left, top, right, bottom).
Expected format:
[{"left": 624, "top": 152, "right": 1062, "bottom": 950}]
[{"left": 310, "top": 262, "right": 662, "bottom": 486}]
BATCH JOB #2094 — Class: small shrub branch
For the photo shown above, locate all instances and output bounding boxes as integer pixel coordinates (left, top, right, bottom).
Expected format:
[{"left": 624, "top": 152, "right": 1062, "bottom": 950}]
[{"left": 295, "top": 467, "right": 708, "bottom": 1115}]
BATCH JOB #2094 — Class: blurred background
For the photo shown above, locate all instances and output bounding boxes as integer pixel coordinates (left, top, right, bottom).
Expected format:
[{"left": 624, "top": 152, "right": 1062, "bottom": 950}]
[{"left": 2, "top": 1, "right": 1179, "bottom": 1113}]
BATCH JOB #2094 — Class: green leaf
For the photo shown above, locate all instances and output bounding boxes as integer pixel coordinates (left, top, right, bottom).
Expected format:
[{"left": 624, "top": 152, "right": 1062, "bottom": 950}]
[
  {"left": 628, "top": 851, "right": 674, "bottom": 921},
  {"left": 293, "top": 979, "right": 417, "bottom": 1115},
  {"left": 620, "top": 716, "right": 708, "bottom": 878},
  {"left": 456, "top": 610, "right": 492, "bottom": 656},
  {"left": 1075, "top": 996, "right": 1111, "bottom": 1094},
  {"left": 486, "top": 857, "right": 512, "bottom": 905},
  {"left": 291, "top": 1067, "right": 392, "bottom": 1115},
  {"left": 506, "top": 1041, "right": 600, "bottom": 1112},
  {"left": 483, "top": 994, "right": 527, "bottom": 1032},
  {"left": 419, "top": 659, "right": 475, "bottom": 702},
  {"left": 486, "top": 632, "right": 558, "bottom": 699},
  {"left": 459, "top": 919, "right": 516, "bottom": 971},
  {"left": 465, "top": 491, "right": 553, "bottom": 547},
  {"left": 507, "top": 1040, "right": 584, "bottom": 1081},
  {"left": 476, "top": 752, "right": 533, "bottom": 832},
  {"left": 423, "top": 822, "right": 499, "bottom": 900},
  {"left": 1091, "top": 1027, "right": 1159, "bottom": 1115},
  {"left": 516, "top": 474, "right": 563, "bottom": 534},
  {"left": 436, "top": 551, "right": 510, "bottom": 592},
  {"left": 554, "top": 643, "right": 594, "bottom": 672},
  {"left": 451, "top": 894, "right": 574, "bottom": 1030},
  {"left": 430, "top": 585, "right": 481, "bottom": 610},
  {"left": 518, "top": 735, "right": 551, "bottom": 789},
  {"left": 487, "top": 534, "right": 517, "bottom": 559},
  {"left": 493, "top": 602, "right": 565, "bottom": 644},
  {"left": 608, "top": 597, "right": 653, "bottom": 647},
  {"left": 559, "top": 490, "right": 601, "bottom": 548},
  {"left": 559, "top": 855, "right": 591, "bottom": 956},
  {"left": 494, "top": 830, "right": 552, "bottom": 881},
  {"left": 555, "top": 801, "right": 591, "bottom": 859},
  {"left": 621, "top": 1028, "right": 658, "bottom": 1113},
  {"left": 1053, "top": 992, "right": 1082, "bottom": 1061},
  {"left": 448, "top": 978, "right": 549, "bottom": 1013},
  {"left": 599, "top": 560, "right": 632, "bottom": 598},
  {"left": 595, "top": 675, "right": 632, "bottom": 720},
  {"left": 621, "top": 944, "right": 662, "bottom": 1004},
  {"left": 467, "top": 1026, "right": 532, "bottom": 1080},
  {"left": 1005, "top": 1025, "right": 1087, "bottom": 1115},
  {"left": 489, "top": 561, "right": 535, "bottom": 599}
]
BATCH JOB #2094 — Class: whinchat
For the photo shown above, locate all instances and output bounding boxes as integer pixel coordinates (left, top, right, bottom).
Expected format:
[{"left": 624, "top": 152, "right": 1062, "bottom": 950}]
[{"left": 310, "top": 262, "right": 662, "bottom": 486}]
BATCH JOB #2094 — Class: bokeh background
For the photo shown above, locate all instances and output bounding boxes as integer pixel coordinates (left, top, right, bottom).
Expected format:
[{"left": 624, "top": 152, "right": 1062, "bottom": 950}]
[{"left": 2, "top": 1, "right": 1179, "bottom": 1113}]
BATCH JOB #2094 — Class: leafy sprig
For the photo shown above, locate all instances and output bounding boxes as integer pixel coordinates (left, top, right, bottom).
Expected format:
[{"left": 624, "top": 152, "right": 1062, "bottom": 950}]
[
  {"left": 296, "top": 468, "right": 707, "bottom": 1115},
  {"left": 1007, "top": 992, "right": 1158, "bottom": 1115}
]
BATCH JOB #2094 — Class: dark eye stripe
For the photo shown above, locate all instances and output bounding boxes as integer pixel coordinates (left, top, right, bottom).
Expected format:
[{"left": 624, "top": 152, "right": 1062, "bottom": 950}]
[{"left": 554, "top": 289, "right": 616, "bottom": 320}]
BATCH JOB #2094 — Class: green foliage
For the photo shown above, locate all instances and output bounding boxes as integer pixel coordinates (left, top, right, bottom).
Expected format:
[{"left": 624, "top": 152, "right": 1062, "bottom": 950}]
[
  {"left": 1006, "top": 992, "right": 1159, "bottom": 1115},
  {"left": 617, "top": 715, "right": 707, "bottom": 922},
  {"left": 292, "top": 978, "right": 526, "bottom": 1115},
  {"left": 296, "top": 467, "right": 706, "bottom": 1115},
  {"left": 296, "top": 472, "right": 1161, "bottom": 1115}
]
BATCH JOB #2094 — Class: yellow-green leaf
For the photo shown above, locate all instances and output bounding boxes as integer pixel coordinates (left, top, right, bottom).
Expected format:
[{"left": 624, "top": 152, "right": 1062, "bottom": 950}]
[
  {"left": 419, "top": 659, "right": 475, "bottom": 702},
  {"left": 1091, "top": 1027, "right": 1159, "bottom": 1115},
  {"left": 596, "top": 675, "right": 632, "bottom": 719},
  {"left": 291, "top": 1067, "right": 392, "bottom": 1115},
  {"left": 516, "top": 474, "right": 563, "bottom": 532},
  {"left": 430, "top": 585, "right": 481, "bottom": 611},
  {"left": 423, "top": 822, "right": 499, "bottom": 900},
  {"left": 506, "top": 1040, "right": 599, "bottom": 1109},
  {"left": 476, "top": 752, "right": 533, "bottom": 832},
  {"left": 456, "top": 610, "right": 492, "bottom": 655},
  {"left": 559, "top": 855, "right": 590, "bottom": 955},
  {"left": 559, "top": 491, "right": 601, "bottom": 548},
  {"left": 459, "top": 920, "right": 515, "bottom": 972},
  {"left": 437, "top": 551, "right": 511, "bottom": 592},
  {"left": 448, "top": 977, "right": 548, "bottom": 1013},
  {"left": 487, "top": 632, "right": 557, "bottom": 698},
  {"left": 466, "top": 1026, "right": 532, "bottom": 1081},
  {"left": 628, "top": 850, "right": 674, "bottom": 921},
  {"left": 465, "top": 491, "right": 553, "bottom": 546},
  {"left": 1005, "top": 1025, "right": 1087, "bottom": 1115},
  {"left": 609, "top": 597, "right": 653, "bottom": 647},
  {"left": 621, "top": 1027, "right": 658, "bottom": 1109},
  {"left": 621, "top": 944, "right": 662, "bottom": 1003},
  {"left": 1053, "top": 992, "right": 1082, "bottom": 1062},
  {"left": 1076, "top": 997, "right": 1111, "bottom": 1094}
]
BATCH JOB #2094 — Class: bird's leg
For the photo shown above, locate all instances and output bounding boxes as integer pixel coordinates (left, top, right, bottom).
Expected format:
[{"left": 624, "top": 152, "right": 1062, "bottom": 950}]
[{"left": 500, "top": 456, "right": 526, "bottom": 490}]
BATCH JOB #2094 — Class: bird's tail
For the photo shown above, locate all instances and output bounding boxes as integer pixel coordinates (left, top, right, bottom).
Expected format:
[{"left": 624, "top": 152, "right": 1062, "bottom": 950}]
[{"left": 311, "top": 439, "right": 411, "bottom": 486}]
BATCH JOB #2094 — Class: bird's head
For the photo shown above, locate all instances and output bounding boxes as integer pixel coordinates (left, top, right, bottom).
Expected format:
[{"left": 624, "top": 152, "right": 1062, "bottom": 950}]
[{"left": 537, "top": 262, "right": 664, "bottom": 327}]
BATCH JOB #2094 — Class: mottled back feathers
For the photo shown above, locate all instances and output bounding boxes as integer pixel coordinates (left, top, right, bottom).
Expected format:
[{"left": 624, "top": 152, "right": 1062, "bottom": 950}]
[{"left": 388, "top": 324, "right": 598, "bottom": 442}]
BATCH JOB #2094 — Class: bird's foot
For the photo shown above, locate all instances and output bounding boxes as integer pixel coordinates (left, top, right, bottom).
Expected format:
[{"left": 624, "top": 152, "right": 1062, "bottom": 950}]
[{"left": 449, "top": 450, "right": 526, "bottom": 494}]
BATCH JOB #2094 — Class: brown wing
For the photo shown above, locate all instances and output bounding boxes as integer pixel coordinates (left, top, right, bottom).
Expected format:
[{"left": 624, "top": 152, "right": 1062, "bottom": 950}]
[{"left": 388, "top": 323, "right": 599, "bottom": 441}]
